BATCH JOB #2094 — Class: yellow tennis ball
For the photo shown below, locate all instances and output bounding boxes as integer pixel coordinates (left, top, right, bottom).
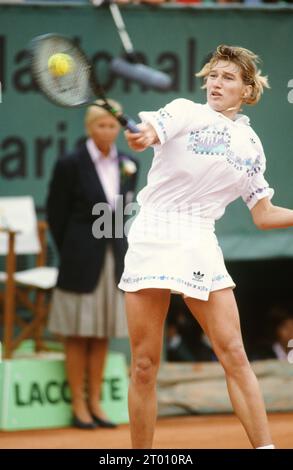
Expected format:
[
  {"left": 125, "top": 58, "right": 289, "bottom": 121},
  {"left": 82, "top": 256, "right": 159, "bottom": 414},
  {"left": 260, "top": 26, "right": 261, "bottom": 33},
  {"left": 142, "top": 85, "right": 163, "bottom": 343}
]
[{"left": 48, "top": 53, "right": 74, "bottom": 77}]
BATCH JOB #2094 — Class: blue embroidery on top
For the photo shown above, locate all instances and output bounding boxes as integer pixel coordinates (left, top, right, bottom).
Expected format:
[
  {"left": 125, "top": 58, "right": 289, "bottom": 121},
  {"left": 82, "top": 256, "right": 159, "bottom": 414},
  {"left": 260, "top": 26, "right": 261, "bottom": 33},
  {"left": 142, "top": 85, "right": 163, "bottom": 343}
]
[
  {"left": 246, "top": 155, "right": 262, "bottom": 177},
  {"left": 153, "top": 108, "right": 173, "bottom": 142},
  {"left": 158, "top": 108, "right": 172, "bottom": 120},
  {"left": 187, "top": 125, "right": 263, "bottom": 175},
  {"left": 187, "top": 126, "right": 231, "bottom": 156},
  {"left": 245, "top": 186, "right": 269, "bottom": 205}
]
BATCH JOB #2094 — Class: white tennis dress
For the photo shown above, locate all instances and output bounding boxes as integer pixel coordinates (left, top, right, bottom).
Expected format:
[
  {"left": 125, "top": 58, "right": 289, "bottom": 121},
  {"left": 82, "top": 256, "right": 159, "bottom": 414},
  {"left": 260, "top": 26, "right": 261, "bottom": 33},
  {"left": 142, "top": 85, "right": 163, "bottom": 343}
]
[{"left": 118, "top": 99, "right": 274, "bottom": 300}]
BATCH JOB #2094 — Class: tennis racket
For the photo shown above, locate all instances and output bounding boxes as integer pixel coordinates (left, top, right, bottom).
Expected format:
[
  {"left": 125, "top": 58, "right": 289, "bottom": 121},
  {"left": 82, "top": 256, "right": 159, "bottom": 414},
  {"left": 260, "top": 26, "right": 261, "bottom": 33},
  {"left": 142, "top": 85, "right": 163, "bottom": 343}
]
[{"left": 30, "top": 33, "right": 139, "bottom": 133}]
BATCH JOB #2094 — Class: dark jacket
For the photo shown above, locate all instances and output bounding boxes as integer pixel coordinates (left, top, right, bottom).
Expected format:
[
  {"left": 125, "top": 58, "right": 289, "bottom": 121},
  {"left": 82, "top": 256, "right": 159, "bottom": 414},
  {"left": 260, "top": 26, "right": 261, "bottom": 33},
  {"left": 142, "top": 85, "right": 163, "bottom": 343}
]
[{"left": 46, "top": 143, "right": 139, "bottom": 293}]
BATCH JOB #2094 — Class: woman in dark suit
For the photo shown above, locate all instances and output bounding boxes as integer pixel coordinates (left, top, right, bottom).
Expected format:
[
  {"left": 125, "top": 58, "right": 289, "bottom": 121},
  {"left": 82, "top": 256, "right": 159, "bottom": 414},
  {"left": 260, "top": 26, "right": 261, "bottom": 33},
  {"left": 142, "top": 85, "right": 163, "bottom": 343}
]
[{"left": 47, "top": 99, "right": 138, "bottom": 429}]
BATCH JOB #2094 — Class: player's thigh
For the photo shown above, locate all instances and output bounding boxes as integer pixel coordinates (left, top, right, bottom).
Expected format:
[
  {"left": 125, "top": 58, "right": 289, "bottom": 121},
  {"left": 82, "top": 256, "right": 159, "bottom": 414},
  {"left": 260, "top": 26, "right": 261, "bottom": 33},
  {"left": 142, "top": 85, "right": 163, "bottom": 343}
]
[
  {"left": 125, "top": 288, "right": 171, "bottom": 360},
  {"left": 184, "top": 288, "right": 244, "bottom": 350}
]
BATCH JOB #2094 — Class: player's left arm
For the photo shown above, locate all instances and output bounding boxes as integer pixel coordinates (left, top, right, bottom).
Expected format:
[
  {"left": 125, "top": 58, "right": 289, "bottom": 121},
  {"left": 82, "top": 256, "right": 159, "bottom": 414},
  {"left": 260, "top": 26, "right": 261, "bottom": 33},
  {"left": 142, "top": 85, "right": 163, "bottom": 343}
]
[{"left": 251, "top": 197, "right": 293, "bottom": 229}]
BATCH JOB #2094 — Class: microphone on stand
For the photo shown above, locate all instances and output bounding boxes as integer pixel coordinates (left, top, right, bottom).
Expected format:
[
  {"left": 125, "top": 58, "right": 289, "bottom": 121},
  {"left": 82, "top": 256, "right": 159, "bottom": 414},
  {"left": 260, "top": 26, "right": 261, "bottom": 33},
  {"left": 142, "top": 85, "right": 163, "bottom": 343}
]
[
  {"left": 110, "top": 57, "right": 172, "bottom": 91},
  {"left": 107, "top": 2, "right": 172, "bottom": 91}
]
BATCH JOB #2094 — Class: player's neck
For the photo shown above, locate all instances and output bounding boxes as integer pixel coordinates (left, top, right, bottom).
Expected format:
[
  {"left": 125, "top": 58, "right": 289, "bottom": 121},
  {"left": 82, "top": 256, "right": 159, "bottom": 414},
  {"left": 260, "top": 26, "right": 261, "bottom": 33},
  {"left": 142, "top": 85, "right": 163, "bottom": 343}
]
[{"left": 220, "top": 106, "right": 239, "bottom": 121}]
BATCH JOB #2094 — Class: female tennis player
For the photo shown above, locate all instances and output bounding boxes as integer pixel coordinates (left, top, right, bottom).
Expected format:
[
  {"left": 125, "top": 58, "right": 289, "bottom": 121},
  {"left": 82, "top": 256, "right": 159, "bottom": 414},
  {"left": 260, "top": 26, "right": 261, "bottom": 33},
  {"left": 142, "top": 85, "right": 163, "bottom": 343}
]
[{"left": 118, "top": 45, "right": 293, "bottom": 448}]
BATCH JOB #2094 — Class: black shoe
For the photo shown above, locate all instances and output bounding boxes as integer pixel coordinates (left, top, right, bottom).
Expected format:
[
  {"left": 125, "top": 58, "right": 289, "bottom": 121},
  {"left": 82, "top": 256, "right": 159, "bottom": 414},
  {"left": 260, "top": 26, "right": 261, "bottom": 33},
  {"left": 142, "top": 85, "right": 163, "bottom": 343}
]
[
  {"left": 72, "top": 415, "right": 97, "bottom": 430},
  {"left": 91, "top": 415, "right": 117, "bottom": 429}
]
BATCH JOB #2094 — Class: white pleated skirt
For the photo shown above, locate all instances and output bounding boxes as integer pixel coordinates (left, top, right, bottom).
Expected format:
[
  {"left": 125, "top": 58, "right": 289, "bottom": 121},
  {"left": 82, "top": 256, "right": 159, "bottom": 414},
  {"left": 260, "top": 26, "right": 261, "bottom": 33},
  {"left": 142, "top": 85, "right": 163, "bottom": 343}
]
[
  {"left": 48, "top": 245, "right": 128, "bottom": 338},
  {"left": 118, "top": 207, "right": 235, "bottom": 301}
]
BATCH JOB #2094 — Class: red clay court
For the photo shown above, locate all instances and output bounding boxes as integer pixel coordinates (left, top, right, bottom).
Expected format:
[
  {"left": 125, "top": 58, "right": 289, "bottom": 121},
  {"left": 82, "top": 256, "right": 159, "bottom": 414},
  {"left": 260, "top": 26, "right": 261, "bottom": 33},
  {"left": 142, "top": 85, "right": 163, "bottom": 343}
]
[{"left": 0, "top": 413, "right": 292, "bottom": 449}]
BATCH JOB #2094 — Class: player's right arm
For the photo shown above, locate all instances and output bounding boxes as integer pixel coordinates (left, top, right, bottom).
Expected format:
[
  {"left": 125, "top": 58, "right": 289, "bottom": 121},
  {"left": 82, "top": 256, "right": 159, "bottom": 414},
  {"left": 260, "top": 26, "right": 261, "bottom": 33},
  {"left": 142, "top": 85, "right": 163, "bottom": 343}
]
[
  {"left": 125, "top": 99, "right": 196, "bottom": 152},
  {"left": 124, "top": 123, "right": 159, "bottom": 152}
]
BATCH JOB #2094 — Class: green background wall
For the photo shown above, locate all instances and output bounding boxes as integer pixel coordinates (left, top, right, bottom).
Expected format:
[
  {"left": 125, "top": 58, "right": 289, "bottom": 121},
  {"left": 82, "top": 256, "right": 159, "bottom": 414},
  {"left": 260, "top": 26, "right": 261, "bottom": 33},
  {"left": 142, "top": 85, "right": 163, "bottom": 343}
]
[{"left": 1, "top": 4, "right": 293, "bottom": 259}]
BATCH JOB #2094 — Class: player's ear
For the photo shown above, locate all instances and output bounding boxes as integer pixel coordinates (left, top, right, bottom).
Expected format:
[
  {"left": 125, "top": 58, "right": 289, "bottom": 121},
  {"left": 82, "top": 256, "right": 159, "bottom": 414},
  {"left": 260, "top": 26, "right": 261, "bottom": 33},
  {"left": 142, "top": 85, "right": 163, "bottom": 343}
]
[{"left": 243, "top": 85, "right": 252, "bottom": 100}]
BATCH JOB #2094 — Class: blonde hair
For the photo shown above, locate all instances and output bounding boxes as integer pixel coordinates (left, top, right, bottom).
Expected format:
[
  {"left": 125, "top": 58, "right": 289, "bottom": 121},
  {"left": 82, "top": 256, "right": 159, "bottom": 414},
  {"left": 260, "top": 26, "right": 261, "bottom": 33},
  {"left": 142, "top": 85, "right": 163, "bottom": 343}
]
[
  {"left": 85, "top": 98, "right": 123, "bottom": 132},
  {"left": 196, "top": 45, "right": 270, "bottom": 105}
]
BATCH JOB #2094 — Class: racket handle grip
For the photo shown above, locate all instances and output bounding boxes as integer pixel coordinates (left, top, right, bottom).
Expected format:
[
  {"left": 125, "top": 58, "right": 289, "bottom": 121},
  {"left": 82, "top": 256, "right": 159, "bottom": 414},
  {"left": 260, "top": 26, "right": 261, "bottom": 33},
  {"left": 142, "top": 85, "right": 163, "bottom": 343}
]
[
  {"left": 125, "top": 119, "right": 140, "bottom": 133},
  {"left": 116, "top": 113, "right": 139, "bottom": 133}
]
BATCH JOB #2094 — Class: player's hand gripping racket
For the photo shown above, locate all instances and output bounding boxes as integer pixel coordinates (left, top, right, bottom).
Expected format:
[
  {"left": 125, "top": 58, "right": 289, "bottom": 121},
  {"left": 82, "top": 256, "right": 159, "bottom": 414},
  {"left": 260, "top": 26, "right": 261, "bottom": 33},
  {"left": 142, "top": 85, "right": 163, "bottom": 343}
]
[{"left": 30, "top": 33, "right": 139, "bottom": 133}]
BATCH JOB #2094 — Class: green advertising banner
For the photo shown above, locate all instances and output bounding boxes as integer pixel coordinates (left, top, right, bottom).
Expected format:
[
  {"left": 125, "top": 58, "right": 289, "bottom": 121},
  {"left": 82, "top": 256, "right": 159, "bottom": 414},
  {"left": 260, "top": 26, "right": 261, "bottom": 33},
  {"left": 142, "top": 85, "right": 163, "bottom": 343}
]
[
  {"left": 1, "top": 4, "right": 293, "bottom": 259},
  {"left": 0, "top": 351, "right": 128, "bottom": 430}
]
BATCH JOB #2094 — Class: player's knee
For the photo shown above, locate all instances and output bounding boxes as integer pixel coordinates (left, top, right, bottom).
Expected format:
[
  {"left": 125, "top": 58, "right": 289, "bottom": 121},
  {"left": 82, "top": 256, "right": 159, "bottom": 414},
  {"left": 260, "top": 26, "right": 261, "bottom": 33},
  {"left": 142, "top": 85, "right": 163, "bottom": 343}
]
[
  {"left": 133, "top": 356, "right": 157, "bottom": 386},
  {"left": 216, "top": 341, "right": 249, "bottom": 373}
]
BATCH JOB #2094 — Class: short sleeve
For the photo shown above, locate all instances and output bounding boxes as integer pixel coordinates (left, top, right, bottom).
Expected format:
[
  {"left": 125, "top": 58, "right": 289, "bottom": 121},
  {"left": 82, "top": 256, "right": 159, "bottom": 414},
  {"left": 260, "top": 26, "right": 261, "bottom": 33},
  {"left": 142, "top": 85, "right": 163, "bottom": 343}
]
[
  {"left": 138, "top": 98, "right": 196, "bottom": 145},
  {"left": 241, "top": 149, "right": 274, "bottom": 210}
]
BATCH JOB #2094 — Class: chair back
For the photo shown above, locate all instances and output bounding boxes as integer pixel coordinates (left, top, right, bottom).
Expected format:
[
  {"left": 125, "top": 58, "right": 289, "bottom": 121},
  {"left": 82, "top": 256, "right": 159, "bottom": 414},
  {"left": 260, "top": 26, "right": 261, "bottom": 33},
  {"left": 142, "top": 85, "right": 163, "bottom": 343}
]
[{"left": 0, "top": 196, "right": 41, "bottom": 255}]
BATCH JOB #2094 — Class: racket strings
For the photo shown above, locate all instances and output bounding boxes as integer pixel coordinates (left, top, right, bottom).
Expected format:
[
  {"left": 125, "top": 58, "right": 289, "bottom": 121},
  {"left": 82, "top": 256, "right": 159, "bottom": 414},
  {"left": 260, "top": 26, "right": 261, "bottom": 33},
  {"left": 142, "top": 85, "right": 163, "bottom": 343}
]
[
  {"left": 32, "top": 35, "right": 92, "bottom": 106},
  {"left": 31, "top": 34, "right": 139, "bottom": 132}
]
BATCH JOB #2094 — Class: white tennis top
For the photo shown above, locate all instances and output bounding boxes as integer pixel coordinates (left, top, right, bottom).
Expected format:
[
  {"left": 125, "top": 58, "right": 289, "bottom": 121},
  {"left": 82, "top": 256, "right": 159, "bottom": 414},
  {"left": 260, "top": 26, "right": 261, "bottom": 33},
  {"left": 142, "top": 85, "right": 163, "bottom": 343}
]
[{"left": 137, "top": 99, "right": 274, "bottom": 220}]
